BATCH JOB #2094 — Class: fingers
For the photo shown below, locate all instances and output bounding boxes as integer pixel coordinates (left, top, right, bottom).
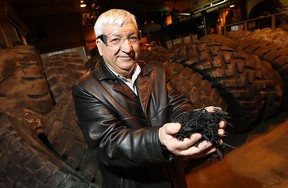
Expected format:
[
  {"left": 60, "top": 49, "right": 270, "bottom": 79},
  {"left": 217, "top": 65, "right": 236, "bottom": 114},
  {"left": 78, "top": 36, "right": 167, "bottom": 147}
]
[
  {"left": 158, "top": 122, "right": 181, "bottom": 146},
  {"left": 177, "top": 140, "right": 216, "bottom": 158},
  {"left": 205, "top": 106, "right": 214, "bottom": 112},
  {"left": 159, "top": 123, "right": 204, "bottom": 155},
  {"left": 160, "top": 106, "right": 228, "bottom": 159},
  {"left": 219, "top": 120, "right": 226, "bottom": 129},
  {"left": 218, "top": 128, "right": 225, "bottom": 135},
  {"left": 205, "top": 106, "right": 228, "bottom": 129},
  {"left": 176, "top": 133, "right": 202, "bottom": 151},
  {"left": 161, "top": 129, "right": 215, "bottom": 158},
  {"left": 163, "top": 122, "right": 181, "bottom": 135},
  {"left": 205, "top": 106, "right": 221, "bottom": 112},
  {"left": 218, "top": 120, "right": 227, "bottom": 138},
  {"left": 198, "top": 140, "right": 216, "bottom": 155}
]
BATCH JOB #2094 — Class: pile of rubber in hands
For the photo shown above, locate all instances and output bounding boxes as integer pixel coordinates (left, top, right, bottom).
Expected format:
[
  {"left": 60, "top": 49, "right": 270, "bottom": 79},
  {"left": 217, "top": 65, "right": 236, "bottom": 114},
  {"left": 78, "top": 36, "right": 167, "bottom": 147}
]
[{"left": 173, "top": 108, "right": 234, "bottom": 161}]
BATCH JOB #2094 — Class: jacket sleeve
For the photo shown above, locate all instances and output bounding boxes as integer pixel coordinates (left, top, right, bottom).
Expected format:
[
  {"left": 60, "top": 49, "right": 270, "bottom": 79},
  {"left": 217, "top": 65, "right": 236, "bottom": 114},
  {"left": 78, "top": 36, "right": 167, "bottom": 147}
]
[{"left": 72, "top": 82, "right": 171, "bottom": 167}]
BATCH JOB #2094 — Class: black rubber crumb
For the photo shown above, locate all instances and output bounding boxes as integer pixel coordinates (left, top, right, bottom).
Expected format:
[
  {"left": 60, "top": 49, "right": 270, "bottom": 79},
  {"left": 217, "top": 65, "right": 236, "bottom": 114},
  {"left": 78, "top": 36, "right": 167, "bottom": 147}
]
[{"left": 173, "top": 108, "right": 235, "bottom": 161}]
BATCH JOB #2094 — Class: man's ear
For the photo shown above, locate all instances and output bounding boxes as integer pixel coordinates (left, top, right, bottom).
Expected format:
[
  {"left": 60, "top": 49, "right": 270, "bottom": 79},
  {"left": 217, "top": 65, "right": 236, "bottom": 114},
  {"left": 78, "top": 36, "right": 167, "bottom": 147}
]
[{"left": 96, "top": 39, "right": 103, "bottom": 56}]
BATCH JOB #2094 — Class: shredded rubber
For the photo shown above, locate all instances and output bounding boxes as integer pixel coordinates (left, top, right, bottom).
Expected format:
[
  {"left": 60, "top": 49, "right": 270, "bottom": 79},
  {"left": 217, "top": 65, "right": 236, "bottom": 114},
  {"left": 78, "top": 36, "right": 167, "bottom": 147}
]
[{"left": 173, "top": 108, "right": 234, "bottom": 161}]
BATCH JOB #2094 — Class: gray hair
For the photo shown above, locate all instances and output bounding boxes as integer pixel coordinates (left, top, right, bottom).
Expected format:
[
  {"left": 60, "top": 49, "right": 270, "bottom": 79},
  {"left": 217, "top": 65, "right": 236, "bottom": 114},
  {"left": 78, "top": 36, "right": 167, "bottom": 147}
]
[{"left": 94, "top": 9, "right": 138, "bottom": 38}]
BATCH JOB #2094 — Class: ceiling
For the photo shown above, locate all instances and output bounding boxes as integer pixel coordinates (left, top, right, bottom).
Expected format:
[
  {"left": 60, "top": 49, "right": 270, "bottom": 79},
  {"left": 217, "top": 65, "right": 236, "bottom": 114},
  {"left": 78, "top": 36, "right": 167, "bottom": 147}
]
[
  {"left": 7, "top": 0, "right": 170, "bottom": 24},
  {"left": 2, "top": 0, "right": 241, "bottom": 52},
  {"left": 7, "top": 0, "right": 240, "bottom": 26},
  {"left": 5, "top": 0, "right": 177, "bottom": 27},
  {"left": 7, "top": 0, "right": 84, "bottom": 17}
]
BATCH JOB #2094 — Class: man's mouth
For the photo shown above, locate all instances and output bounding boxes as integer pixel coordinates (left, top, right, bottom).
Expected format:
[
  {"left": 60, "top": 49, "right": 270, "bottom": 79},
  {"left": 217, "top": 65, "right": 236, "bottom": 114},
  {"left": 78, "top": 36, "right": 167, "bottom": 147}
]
[{"left": 119, "top": 56, "right": 133, "bottom": 60}]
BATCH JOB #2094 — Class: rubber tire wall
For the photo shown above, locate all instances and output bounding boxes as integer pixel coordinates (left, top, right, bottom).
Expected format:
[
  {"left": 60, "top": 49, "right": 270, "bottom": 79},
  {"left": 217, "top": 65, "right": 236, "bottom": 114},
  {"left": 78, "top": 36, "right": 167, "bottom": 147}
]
[
  {"left": 41, "top": 52, "right": 87, "bottom": 104},
  {"left": 140, "top": 49, "right": 227, "bottom": 109},
  {"left": 0, "top": 46, "right": 55, "bottom": 119},
  {"left": 201, "top": 28, "right": 288, "bottom": 110},
  {"left": 235, "top": 36, "right": 288, "bottom": 110},
  {"left": 42, "top": 91, "right": 102, "bottom": 186},
  {"left": 168, "top": 42, "right": 283, "bottom": 133},
  {"left": 40, "top": 52, "right": 102, "bottom": 184},
  {"left": 163, "top": 62, "right": 227, "bottom": 110},
  {"left": 0, "top": 112, "right": 98, "bottom": 188}
]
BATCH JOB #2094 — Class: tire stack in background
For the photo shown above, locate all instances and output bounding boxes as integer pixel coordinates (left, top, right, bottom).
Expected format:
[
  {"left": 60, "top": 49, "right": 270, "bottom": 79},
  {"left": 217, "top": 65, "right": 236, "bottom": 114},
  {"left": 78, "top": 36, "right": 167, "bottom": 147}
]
[
  {"left": 140, "top": 28, "right": 286, "bottom": 134},
  {"left": 0, "top": 46, "right": 99, "bottom": 187}
]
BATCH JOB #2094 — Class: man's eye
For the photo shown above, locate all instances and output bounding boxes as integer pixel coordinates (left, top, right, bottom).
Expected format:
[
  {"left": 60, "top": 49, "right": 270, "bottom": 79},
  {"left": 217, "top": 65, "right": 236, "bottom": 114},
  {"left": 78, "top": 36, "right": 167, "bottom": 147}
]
[
  {"left": 129, "top": 36, "right": 138, "bottom": 42},
  {"left": 109, "top": 38, "right": 121, "bottom": 44}
]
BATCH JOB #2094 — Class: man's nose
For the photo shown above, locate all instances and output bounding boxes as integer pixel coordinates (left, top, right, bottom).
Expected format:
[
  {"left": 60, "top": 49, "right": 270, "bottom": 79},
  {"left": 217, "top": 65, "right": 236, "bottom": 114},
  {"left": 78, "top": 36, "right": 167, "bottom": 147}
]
[{"left": 120, "top": 38, "right": 133, "bottom": 51}]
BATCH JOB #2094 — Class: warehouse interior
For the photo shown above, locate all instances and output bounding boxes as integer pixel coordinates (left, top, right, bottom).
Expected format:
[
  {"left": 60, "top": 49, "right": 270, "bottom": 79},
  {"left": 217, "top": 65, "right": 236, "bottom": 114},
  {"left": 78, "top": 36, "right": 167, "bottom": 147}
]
[
  {"left": 1, "top": 0, "right": 288, "bottom": 187},
  {"left": 2, "top": 0, "right": 288, "bottom": 54}
]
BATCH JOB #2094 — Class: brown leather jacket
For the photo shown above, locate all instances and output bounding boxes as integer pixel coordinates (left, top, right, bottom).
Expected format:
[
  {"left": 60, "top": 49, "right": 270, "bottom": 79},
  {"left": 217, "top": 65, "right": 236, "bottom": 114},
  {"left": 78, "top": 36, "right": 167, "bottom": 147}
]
[{"left": 72, "top": 58, "right": 194, "bottom": 188}]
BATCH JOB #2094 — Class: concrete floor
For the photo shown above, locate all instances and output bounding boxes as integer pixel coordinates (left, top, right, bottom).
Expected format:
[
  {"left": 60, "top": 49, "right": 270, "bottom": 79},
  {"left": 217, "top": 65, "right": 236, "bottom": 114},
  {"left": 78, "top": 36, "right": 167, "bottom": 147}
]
[{"left": 185, "top": 111, "right": 288, "bottom": 188}]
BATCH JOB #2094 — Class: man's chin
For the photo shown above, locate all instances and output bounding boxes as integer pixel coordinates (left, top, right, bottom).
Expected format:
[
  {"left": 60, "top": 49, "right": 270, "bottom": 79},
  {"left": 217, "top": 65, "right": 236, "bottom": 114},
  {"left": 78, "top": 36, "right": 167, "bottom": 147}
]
[
  {"left": 119, "top": 59, "right": 135, "bottom": 66},
  {"left": 120, "top": 63, "right": 136, "bottom": 72}
]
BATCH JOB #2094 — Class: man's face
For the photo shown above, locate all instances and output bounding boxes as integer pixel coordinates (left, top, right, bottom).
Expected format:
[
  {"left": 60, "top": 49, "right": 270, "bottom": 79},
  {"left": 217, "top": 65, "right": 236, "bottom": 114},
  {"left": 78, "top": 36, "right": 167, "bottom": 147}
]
[{"left": 96, "top": 21, "right": 140, "bottom": 78}]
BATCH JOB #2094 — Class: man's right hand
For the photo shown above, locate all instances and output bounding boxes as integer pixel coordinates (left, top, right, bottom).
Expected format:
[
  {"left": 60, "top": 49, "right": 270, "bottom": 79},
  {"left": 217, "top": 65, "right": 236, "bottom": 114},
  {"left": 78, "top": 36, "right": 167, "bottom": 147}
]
[{"left": 158, "top": 123, "right": 216, "bottom": 158}]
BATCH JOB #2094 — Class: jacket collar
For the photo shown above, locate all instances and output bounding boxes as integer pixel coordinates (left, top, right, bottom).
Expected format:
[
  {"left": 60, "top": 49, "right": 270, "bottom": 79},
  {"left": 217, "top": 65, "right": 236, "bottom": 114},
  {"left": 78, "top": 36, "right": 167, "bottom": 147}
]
[
  {"left": 93, "top": 57, "right": 118, "bottom": 81},
  {"left": 136, "top": 60, "right": 154, "bottom": 111},
  {"left": 92, "top": 57, "right": 154, "bottom": 111}
]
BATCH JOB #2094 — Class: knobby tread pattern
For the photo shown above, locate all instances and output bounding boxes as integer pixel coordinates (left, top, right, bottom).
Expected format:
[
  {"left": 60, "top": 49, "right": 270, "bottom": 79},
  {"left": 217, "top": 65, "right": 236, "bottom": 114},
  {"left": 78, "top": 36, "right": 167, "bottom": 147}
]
[
  {"left": 140, "top": 49, "right": 227, "bottom": 110},
  {"left": 42, "top": 91, "right": 102, "bottom": 185},
  {"left": 205, "top": 28, "right": 288, "bottom": 110},
  {"left": 169, "top": 42, "right": 283, "bottom": 133},
  {"left": 0, "top": 113, "right": 98, "bottom": 188},
  {"left": 0, "top": 46, "right": 54, "bottom": 119},
  {"left": 163, "top": 62, "right": 227, "bottom": 110},
  {"left": 41, "top": 52, "right": 87, "bottom": 103},
  {"left": 140, "top": 46, "right": 175, "bottom": 62},
  {"left": 236, "top": 39, "right": 288, "bottom": 110}
]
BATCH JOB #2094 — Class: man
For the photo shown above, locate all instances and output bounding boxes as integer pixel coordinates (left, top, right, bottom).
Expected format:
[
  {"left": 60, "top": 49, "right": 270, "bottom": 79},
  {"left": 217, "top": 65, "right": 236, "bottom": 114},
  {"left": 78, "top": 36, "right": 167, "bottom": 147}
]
[{"left": 72, "top": 9, "right": 226, "bottom": 188}]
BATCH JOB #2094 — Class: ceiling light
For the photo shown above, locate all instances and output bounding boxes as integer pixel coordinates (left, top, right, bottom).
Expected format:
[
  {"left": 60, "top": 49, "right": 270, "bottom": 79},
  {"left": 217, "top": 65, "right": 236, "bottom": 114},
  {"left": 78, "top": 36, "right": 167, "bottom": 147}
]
[
  {"left": 178, "top": 13, "right": 191, "bottom": 16},
  {"left": 80, "top": 0, "right": 86, "bottom": 8}
]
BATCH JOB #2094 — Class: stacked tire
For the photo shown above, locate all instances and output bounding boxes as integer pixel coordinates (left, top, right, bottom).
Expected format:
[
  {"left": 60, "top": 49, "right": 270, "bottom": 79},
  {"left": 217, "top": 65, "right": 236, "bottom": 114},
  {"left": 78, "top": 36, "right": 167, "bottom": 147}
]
[
  {"left": 140, "top": 39, "right": 284, "bottom": 133},
  {"left": 0, "top": 112, "right": 98, "bottom": 188},
  {"left": 200, "top": 28, "right": 288, "bottom": 110},
  {"left": 0, "top": 47, "right": 101, "bottom": 187},
  {"left": 0, "top": 46, "right": 54, "bottom": 119}
]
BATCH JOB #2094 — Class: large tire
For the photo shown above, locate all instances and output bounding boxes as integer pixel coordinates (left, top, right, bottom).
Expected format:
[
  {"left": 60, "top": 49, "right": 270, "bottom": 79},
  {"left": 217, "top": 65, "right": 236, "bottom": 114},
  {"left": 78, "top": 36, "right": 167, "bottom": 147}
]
[
  {"left": 140, "top": 47, "right": 227, "bottom": 109},
  {"left": 199, "top": 34, "right": 237, "bottom": 50},
  {"left": 163, "top": 62, "right": 227, "bottom": 110},
  {"left": 0, "top": 46, "right": 54, "bottom": 119},
  {"left": 235, "top": 38, "right": 288, "bottom": 110},
  {"left": 41, "top": 52, "right": 87, "bottom": 103},
  {"left": 171, "top": 42, "right": 283, "bottom": 133},
  {"left": 0, "top": 112, "right": 98, "bottom": 188},
  {"left": 140, "top": 46, "right": 175, "bottom": 62},
  {"left": 211, "top": 28, "right": 288, "bottom": 110},
  {"left": 42, "top": 91, "right": 102, "bottom": 185}
]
